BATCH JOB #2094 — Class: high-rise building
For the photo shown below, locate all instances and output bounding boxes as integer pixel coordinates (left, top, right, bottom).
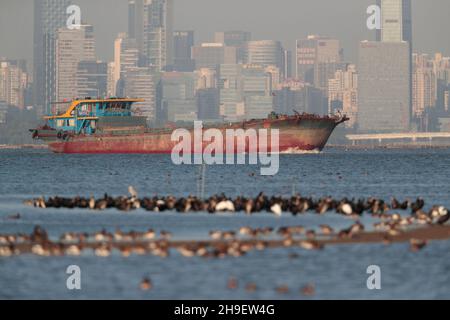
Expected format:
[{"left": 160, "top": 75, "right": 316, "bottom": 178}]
[
  {"left": 160, "top": 72, "right": 198, "bottom": 122},
  {"left": 33, "top": 0, "right": 71, "bottom": 113},
  {"left": 265, "top": 65, "right": 281, "bottom": 91},
  {"left": 412, "top": 54, "right": 436, "bottom": 117},
  {"left": 76, "top": 61, "right": 107, "bottom": 98},
  {"left": 328, "top": 64, "right": 358, "bottom": 128},
  {"left": 283, "top": 50, "right": 293, "bottom": 79},
  {"left": 115, "top": 34, "right": 140, "bottom": 77},
  {"left": 218, "top": 64, "right": 274, "bottom": 120},
  {"left": 123, "top": 67, "right": 158, "bottom": 121},
  {"left": 214, "top": 31, "right": 251, "bottom": 63},
  {"left": 106, "top": 62, "right": 116, "bottom": 97},
  {"left": 0, "top": 60, "right": 29, "bottom": 109},
  {"left": 219, "top": 64, "right": 244, "bottom": 121},
  {"left": 357, "top": 41, "right": 410, "bottom": 133},
  {"left": 244, "top": 40, "right": 283, "bottom": 72},
  {"left": 0, "top": 101, "right": 7, "bottom": 124},
  {"left": 376, "top": 0, "right": 412, "bottom": 44},
  {"left": 296, "top": 35, "right": 341, "bottom": 85},
  {"left": 195, "top": 68, "right": 217, "bottom": 90},
  {"left": 244, "top": 95, "right": 273, "bottom": 119},
  {"left": 273, "top": 85, "right": 326, "bottom": 116},
  {"left": 110, "top": 33, "right": 140, "bottom": 96},
  {"left": 128, "top": 0, "right": 174, "bottom": 70},
  {"left": 242, "top": 64, "right": 272, "bottom": 97},
  {"left": 433, "top": 53, "right": 450, "bottom": 115},
  {"left": 55, "top": 25, "right": 96, "bottom": 102},
  {"left": 192, "top": 43, "right": 237, "bottom": 70},
  {"left": 173, "top": 31, "right": 195, "bottom": 72},
  {"left": 214, "top": 31, "right": 251, "bottom": 47},
  {"left": 376, "top": 0, "right": 413, "bottom": 124},
  {"left": 433, "top": 53, "right": 450, "bottom": 83},
  {"left": 197, "top": 88, "right": 220, "bottom": 120}
]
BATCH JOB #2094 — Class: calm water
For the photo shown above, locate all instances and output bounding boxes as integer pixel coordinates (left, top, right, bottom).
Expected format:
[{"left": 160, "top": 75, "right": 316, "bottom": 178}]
[{"left": 0, "top": 148, "right": 450, "bottom": 299}]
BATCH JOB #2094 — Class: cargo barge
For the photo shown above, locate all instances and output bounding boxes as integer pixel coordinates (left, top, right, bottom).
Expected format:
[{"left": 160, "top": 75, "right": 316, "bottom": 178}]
[{"left": 30, "top": 98, "right": 348, "bottom": 154}]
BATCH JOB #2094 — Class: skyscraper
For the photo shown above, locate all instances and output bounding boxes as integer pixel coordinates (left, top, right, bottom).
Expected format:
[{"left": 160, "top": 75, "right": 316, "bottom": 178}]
[
  {"left": 192, "top": 43, "right": 237, "bottom": 70},
  {"left": 412, "top": 54, "right": 436, "bottom": 117},
  {"left": 295, "top": 35, "right": 341, "bottom": 86},
  {"left": 173, "top": 31, "right": 195, "bottom": 72},
  {"left": 244, "top": 40, "right": 283, "bottom": 71},
  {"left": 128, "top": 0, "right": 174, "bottom": 70},
  {"left": 0, "top": 60, "right": 29, "bottom": 109},
  {"left": 283, "top": 50, "right": 293, "bottom": 79},
  {"left": 197, "top": 88, "right": 220, "bottom": 120},
  {"left": 55, "top": 25, "right": 96, "bottom": 102},
  {"left": 219, "top": 63, "right": 274, "bottom": 120},
  {"left": 219, "top": 64, "right": 244, "bottom": 121},
  {"left": 376, "top": 0, "right": 412, "bottom": 44},
  {"left": 123, "top": 67, "right": 158, "bottom": 121},
  {"left": 33, "top": 0, "right": 71, "bottom": 113},
  {"left": 214, "top": 31, "right": 251, "bottom": 63},
  {"left": 195, "top": 68, "right": 217, "bottom": 90},
  {"left": 110, "top": 33, "right": 140, "bottom": 96},
  {"left": 76, "top": 61, "right": 108, "bottom": 98},
  {"left": 358, "top": 41, "right": 410, "bottom": 132},
  {"left": 328, "top": 64, "right": 358, "bottom": 128},
  {"left": 376, "top": 0, "right": 413, "bottom": 127},
  {"left": 160, "top": 72, "right": 198, "bottom": 122},
  {"left": 214, "top": 31, "right": 251, "bottom": 47},
  {"left": 273, "top": 85, "right": 326, "bottom": 116}
]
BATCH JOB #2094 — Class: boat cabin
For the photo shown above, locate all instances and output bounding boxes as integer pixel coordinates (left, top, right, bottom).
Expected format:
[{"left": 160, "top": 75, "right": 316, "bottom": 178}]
[{"left": 44, "top": 98, "right": 145, "bottom": 135}]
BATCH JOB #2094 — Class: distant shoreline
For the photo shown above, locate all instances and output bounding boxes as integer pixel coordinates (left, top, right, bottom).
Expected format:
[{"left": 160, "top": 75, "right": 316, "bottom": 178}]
[
  {"left": 1, "top": 143, "right": 449, "bottom": 151},
  {"left": 327, "top": 144, "right": 450, "bottom": 150},
  {"left": 0, "top": 144, "right": 48, "bottom": 150}
]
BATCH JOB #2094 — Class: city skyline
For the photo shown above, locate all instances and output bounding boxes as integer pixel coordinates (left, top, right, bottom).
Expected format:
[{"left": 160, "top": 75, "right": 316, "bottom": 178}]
[
  {"left": 1, "top": 0, "right": 450, "bottom": 66},
  {"left": 1, "top": 0, "right": 450, "bottom": 134}
]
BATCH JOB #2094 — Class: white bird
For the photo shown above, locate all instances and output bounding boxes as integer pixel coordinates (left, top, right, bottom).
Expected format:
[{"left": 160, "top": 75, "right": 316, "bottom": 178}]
[
  {"left": 94, "top": 246, "right": 111, "bottom": 257},
  {"left": 438, "top": 206, "right": 448, "bottom": 217},
  {"left": 0, "top": 246, "right": 12, "bottom": 257},
  {"left": 341, "top": 203, "right": 353, "bottom": 215},
  {"left": 89, "top": 196, "right": 95, "bottom": 210},
  {"left": 66, "top": 245, "right": 81, "bottom": 256},
  {"left": 31, "top": 244, "right": 49, "bottom": 256},
  {"left": 215, "top": 200, "right": 235, "bottom": 212},
  {"left": 128, "top": 186, "right": 138, "bottom": 198},
  {"left": 270, "top": 203, "right": 282, "bottom": 216}
]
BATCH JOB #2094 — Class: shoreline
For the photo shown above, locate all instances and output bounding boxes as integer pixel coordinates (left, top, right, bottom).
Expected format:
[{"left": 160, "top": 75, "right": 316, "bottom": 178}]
[
  {"left": 327, "top": 144, "right": 450, "bottom": 150},
  {"left": 1, "top": 143, "right": 450, "bottom": 151},
  {"left": 0, "top": 144, "right": 48, "bottom": 150}
]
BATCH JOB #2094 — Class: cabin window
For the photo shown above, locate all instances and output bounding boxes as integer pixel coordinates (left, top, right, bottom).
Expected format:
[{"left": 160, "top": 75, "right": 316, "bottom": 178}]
[
  {"left": 69, "top": 119, "right": 75, "bottom": 127},
  {"left": 79, "top": 104, "right": 90, "bottom": 116},
  {"left": 56, "top": 120, "right": 64, "bottom": 127}
]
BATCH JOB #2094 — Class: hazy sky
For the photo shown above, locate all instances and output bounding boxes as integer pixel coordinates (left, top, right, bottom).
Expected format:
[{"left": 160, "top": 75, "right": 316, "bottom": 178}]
[{"left": 1, "top": 0, "right": 450, "bottom": 68}]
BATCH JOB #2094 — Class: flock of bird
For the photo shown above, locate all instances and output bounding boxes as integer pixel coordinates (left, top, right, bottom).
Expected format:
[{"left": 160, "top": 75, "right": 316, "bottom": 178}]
[
  {"left": 24, "top": 187, "right": 450, "bottom": 226},
  {"left": 4, "top": 190, "right": 449, "bottom": 294},
  {"left": 0, "top": 223, "right": 327, "bottom": 258},
  {"left": 3, "top": 189, "right": 446, "bottom": 259},
  {"left": 0, "top": 205, "right": 443, "bottom": 258},
  {"left": 2, "top": 186, "right": 448, "bottom": 298}
]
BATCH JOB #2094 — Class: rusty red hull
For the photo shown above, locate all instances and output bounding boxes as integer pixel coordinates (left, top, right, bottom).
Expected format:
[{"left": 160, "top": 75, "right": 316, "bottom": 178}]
[{"left": 47, "top": 117, "right": 343, "bottom": 154}]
